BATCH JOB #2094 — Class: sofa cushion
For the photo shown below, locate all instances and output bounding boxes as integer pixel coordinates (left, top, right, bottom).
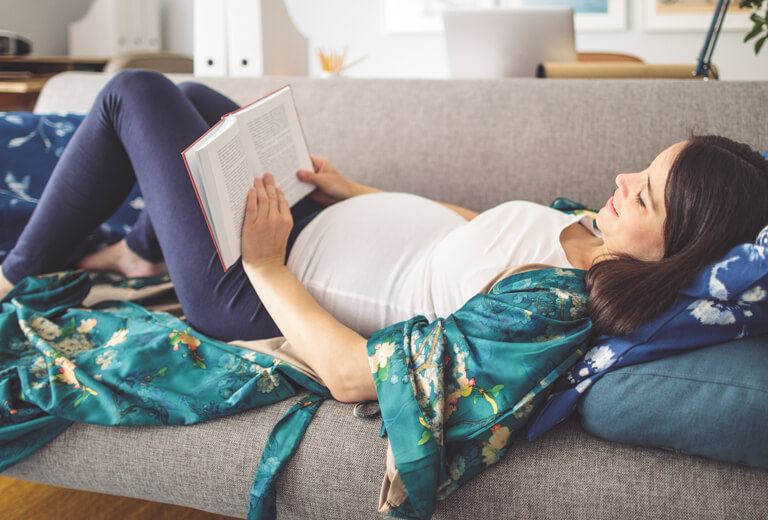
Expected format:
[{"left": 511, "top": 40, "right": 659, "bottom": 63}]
[
  {"left": 575, "top": 223, "right": 768, "bottom": 469},
  {"left": 578, "top": 334, "right": 768, "bottom": 469},
  {"left": 0, "top": 112, "right": 142, "bottom": 264}
]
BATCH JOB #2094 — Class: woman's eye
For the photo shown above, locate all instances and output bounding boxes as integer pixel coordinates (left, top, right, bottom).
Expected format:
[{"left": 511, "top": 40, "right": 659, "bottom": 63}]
[{"left": 636, "top": 193, "right": 646, "bottom": 208}]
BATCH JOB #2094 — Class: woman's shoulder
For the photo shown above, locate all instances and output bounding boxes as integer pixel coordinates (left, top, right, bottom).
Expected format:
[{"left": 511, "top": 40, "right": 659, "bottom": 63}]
[
  {"left": 455, "top": 265, "right": 589, "bottom": 323},
  {"left": 479, "top": 264, "right": 586, "bottom": 295},
  {"left": 485, "top": 264, "right": 588, "bottom": 296},
  {"left": 476, "top": 200, "right": 575, "bottom": 224}
]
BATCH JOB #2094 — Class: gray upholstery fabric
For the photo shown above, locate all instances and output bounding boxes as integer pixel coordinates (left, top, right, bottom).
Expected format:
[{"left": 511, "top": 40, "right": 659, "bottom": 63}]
[
  {"left": 35, "top": 73, "right": 768, "bottom": 210},
  {"left": 6, "top": 72, "right": 767, "bottom": 518}
]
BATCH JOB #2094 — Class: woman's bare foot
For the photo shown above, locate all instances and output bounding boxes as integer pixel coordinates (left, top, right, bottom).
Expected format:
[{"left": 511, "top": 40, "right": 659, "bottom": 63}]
[
  {"left": 78, "top": 239, "right": 167, "bottom": 278},
  {"left": 0, "top": 266, "right": 14, "bottom": 300}
]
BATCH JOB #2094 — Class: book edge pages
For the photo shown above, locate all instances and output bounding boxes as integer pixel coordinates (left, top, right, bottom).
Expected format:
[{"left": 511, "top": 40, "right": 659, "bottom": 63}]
[{"left": 182, "top": 128, "right": 230, "bottom": 272}]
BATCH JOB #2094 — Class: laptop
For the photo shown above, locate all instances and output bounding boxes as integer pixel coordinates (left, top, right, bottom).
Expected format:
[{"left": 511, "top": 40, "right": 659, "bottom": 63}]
[{"left": 443, "top": 7, "right": 578, "bottom": 78}]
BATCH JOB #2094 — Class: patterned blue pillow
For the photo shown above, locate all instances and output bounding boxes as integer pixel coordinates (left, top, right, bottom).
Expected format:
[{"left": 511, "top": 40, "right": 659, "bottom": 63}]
[
  {"left": 0, "top": 112, "right": 143, "bottom": 264},
  {"left": 578, "top": 223, "right": 768, "bottom": 469}
]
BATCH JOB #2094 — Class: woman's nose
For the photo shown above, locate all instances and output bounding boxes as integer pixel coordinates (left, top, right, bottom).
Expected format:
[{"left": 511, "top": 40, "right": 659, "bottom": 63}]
[{"left": 615, "top": 173, "right": 630, "bottom": 195}]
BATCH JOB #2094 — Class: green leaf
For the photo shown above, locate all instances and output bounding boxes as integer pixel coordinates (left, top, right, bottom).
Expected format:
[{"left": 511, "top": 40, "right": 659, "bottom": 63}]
[
  {"left": 744, "top": 23, "right": 763, "bottom": 42},
  {"left": 756, "top": 34, "right": 768, "bottom": 54},
  {"left": 417, "top": 430, "right": 432, "bottom": 446},
  {"left": 750, "top": 12, "right": 766, "bottom": 24},
  {"left": 73, "top": 392, "right": 87, "bottom": 408},
  {"left": 60, "top": 317, "right": 76, "bottom": 339},
  {"left": 490, "top": 384, "right": 504, "bottom": 397},
  {"left": 375, "top": 364, "right": 389, "bottom": 385},
  {"left": 155, "top": 367, "right": 167, "bottom": 377}
]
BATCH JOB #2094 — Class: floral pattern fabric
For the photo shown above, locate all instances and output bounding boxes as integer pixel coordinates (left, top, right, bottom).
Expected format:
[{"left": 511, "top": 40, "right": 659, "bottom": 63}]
[
  {"left": 0, "top": 112, "right": 143, "bottom": 263},
  {"left": 527, "top": 224, "right": 768, "bottom": 440},
  {"left": 0, "top": 270, "right": 328, "bottom": 520},
  {"left": 367, "top": 268, "right": 592, "bottom": 519}
]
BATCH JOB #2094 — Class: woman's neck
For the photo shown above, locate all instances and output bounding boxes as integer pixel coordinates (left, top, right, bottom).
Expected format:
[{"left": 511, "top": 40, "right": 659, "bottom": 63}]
[{"left": 560, "top": 223, "right": 609, "bottom": 270}]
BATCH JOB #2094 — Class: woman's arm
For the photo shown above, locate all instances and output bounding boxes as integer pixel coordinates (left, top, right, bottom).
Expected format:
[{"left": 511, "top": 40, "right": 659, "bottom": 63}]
[
  {"left": 298, "top": 156, "right": 479, "bottom": 221},
  {"left": 241, "top": 173, "right": 377, "bottom": 403}
]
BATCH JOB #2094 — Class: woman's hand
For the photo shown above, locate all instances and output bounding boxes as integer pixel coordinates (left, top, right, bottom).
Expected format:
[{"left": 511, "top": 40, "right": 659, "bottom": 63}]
[
  {"left": 297, "top": 155, "right": 380, "bottom": 205},
  {"left": 241, "top": 174, "right": 293, "bottom": 274}
]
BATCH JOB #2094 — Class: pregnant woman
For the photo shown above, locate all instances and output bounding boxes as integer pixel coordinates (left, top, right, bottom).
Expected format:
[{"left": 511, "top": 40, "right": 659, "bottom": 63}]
[{"left": 1, "top": 70, "right": 767, "bottom": 406}]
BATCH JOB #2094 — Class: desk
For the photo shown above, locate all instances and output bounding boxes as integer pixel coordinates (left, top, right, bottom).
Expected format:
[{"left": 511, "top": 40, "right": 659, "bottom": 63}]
[
  {"left": 537, "top": 62, "right": 718, "bottom": 79},
  {"left": 0, "top": 56, "right": 107, "bottom": 111}
]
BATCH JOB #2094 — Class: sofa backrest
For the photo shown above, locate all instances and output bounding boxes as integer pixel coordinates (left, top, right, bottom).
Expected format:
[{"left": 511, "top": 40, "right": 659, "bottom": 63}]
[{"left": 35, "top": 72, "right": 768, "bottom": 210}]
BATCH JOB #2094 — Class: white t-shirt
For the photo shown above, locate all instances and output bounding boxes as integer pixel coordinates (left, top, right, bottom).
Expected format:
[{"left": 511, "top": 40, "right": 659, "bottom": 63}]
[{"left": 286, "top": 193, "right": 597, "bottom": 337}]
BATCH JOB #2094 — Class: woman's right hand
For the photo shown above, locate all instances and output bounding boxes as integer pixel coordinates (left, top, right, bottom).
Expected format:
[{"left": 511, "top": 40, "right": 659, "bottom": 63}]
[{"left": 297, "top": 156, "right": 379, "bottom": 206}]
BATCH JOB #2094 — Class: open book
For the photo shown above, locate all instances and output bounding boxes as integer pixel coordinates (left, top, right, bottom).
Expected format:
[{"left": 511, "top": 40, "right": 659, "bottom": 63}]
[{"left": 182, "top": 85, "right": 314, "bottom": 271}]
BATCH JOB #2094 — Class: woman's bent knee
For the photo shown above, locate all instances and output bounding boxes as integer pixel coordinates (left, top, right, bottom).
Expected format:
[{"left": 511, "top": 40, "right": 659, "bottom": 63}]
[{"left": 98, "top": 70, "right": 177, "bottom": 109}]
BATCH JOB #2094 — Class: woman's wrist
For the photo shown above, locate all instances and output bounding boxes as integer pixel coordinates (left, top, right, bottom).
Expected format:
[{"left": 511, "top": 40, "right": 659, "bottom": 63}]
[
  {"left": 243, "top": 261, "right": 287, "bottom": 286},
  {"left": 346, "top": 180, "right": 383, "bottom": 199}
]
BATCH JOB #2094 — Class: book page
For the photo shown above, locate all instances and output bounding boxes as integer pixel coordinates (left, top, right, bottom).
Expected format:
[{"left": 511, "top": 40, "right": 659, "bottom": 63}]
[
  {"left": 196, "top": 120, "right": 251, "bottom": 268},
  {"left": 215, "top": 134, "right": 250, "bottom": 237},
  {"left": 235, "top": 87, "right": 314, "bottom": 206}
]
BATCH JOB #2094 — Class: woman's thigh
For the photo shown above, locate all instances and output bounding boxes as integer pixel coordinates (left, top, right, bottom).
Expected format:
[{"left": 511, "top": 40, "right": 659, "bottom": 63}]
[{"left": 86, "top": 71, "right": 283, "bottom": 340}]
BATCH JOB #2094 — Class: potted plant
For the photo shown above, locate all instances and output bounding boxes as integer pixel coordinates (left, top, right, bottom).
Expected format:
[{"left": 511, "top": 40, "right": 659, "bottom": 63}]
[{"left": 741, "top": 0, "right": 768, "bottom": 53}]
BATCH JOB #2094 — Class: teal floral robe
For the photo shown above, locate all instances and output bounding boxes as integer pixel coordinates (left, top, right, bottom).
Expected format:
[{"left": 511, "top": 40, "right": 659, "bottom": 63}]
[
  {"left": 1, "top": 267, "right": 590, "bottom": 520},
  {"left": 0, "top": 270, "right": 328, "bottom": 520},
  {"left": 367, "top": 268, "right": 591, "bottom": 519}
]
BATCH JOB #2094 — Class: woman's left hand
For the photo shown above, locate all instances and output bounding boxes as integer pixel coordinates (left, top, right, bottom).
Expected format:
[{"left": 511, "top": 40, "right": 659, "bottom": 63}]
[{"left": 241, "top": 173, "right": 293, "bottom": 273}]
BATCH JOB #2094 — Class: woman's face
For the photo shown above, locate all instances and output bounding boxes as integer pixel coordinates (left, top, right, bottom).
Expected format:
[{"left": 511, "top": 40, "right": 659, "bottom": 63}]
[{"left": 596, "top": 141, "right": 686, "bottom": 261}]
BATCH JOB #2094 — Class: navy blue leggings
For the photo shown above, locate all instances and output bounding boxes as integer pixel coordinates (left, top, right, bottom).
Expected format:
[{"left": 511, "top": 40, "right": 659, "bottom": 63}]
[{"left": 2, "top": 70, "right": 323, "bottom": 341}]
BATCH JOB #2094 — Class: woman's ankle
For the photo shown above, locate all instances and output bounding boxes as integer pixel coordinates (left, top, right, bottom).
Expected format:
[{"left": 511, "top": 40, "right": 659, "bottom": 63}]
[
  {"left": 78, "top": 239, "right": 167, "bottom": 278},
  {"left": 0, "top": 266, "right": 15, "bottom": 300}
]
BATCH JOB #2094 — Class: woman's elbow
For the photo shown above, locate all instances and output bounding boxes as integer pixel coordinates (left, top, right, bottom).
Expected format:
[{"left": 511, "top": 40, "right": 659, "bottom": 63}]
[{"left": 324, "top": 356, "right": 377, "bottom": 403}]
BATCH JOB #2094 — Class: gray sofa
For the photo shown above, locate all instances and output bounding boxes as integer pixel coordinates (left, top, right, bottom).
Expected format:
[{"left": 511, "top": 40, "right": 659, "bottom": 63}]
[{"left": 4, "top": 72, "right": 768, "bottom": 519}]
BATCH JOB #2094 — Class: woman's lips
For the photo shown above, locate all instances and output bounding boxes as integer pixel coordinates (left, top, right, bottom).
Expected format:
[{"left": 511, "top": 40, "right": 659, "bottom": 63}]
[{"left": 607, "top": 196, "right": 618, "bottom": 216}]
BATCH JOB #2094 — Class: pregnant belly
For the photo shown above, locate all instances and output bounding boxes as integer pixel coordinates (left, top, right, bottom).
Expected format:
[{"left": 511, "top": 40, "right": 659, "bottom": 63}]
[{"left": 286, "top": 192, "right": 466, "bottom": 336}]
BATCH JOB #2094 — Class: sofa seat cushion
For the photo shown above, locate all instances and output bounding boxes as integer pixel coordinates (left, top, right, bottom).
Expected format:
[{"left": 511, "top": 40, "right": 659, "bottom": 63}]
[{"left": 578, "top": 334, "right": 768, "bottom": 469}]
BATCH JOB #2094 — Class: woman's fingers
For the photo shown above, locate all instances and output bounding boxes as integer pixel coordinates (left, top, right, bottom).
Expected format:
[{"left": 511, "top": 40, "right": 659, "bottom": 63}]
[
  {"left": 251, "top": 174, "right": 291, "bottom": 219},
  {"left": 276, "top": 186, "right": 289, "bottom": 216},
  {"left": 263, "top": 173, "right": 279, "bottom": 216},
  {"left": 310, "top": 155, "right": 325, "bottom": 172},
  {"left": 245, "top": 185, "right": 258, "bottom": 220},
  {"left": 241, "top": 173, "right": 293, "bottom": 272},
  {"left": 251, "top": 175, "right": 270, "bottom": 219}
]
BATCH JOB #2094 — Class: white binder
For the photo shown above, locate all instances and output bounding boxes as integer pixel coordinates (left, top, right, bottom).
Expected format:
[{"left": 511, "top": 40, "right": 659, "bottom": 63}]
[
  {"left": 226, "top": 0, "right": 264, "bottom": 77},
  {"left": 194, "top": 0, "right": 309, "bottom": 77},
  {"left": 68, "top": 0, "right": 161, "bottom": 57},
  {"left": 193, "top": 0, "right": 229, "bottom": 76},
  {"left": 140, "top": 0, "right": 162, "bottom": 52}
]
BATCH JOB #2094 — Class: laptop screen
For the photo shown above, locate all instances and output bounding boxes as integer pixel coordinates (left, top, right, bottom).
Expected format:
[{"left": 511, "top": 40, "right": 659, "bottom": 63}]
[{"left": 443, "top": 7, "right": 578, "bottom": 78}]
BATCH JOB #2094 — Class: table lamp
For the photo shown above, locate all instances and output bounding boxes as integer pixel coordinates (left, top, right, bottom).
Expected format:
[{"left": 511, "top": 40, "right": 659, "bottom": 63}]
[{"left": 695, "top": 0, "right": 731, "bottom": 78}]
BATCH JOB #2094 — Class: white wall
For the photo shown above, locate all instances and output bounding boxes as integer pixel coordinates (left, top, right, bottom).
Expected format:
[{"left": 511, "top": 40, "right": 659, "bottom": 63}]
[
  {"left": 0, "top": 0, "right": 191, "bottom": 56},
  {"left": 280, "top": 0, "right": 768, "bottom": 80},
  {"left": 2, "top": 0, "right": 765, "bottom": 80},
  {"left": 576, "top": 2, "right": 768, "bottom": 81},
  {"left": 0, "top": 0, "right": 93, "bottom": 55}
]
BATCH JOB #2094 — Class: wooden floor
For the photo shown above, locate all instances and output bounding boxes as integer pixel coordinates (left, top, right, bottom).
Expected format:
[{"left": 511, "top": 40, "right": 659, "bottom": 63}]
[{"left": 0, "top": 476, "right": 241, "bottom": 520}]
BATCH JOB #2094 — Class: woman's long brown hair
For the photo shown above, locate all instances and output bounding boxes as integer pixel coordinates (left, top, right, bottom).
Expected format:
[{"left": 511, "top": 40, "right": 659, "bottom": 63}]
[{"left": 587, "top": 135, "right": 768, "bottom": 337}]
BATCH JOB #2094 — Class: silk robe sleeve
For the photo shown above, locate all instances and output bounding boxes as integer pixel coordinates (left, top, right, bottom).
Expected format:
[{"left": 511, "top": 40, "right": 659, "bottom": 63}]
[{"left": 366, "top": 268, "right": 592, "bottom": 519}]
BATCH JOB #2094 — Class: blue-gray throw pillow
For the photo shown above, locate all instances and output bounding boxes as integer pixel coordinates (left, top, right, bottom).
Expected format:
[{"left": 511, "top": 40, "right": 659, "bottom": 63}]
[
  {"left": 578, "top": 334, "right": 768, "bottom": 469},
  {"left": 0, "top": 112, "right": 143, "bottom": 264}
]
